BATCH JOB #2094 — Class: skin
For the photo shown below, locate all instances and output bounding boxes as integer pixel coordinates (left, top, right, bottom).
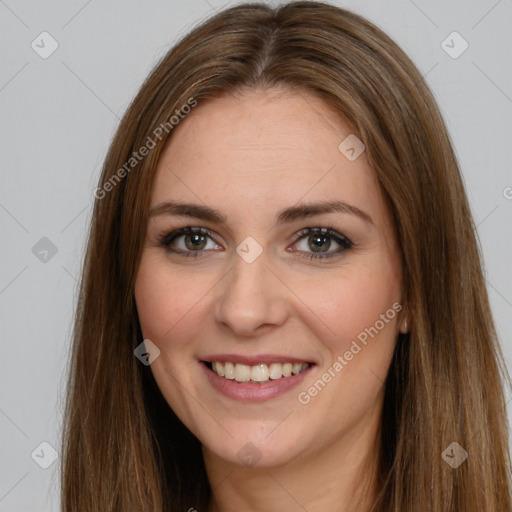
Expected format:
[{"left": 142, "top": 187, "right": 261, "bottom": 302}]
[{"left": 134, "top": 87, "right": 407, "bottom": 512}]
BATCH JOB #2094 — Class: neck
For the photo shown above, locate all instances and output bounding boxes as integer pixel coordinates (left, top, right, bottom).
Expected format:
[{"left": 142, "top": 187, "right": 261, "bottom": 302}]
[{"left": 203, "top": 405, "right": 382, "bottom": 512}]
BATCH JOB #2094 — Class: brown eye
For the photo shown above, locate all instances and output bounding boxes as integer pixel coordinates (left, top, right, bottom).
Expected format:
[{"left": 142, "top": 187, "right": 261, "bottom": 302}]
[
  {"left": 292, "top": 227, "right": 352, "bottom": 261},
  {"left": 160, "top": 227, "right": 222, "bottom": 257},
  {"left": 307, "top": 234, "right": 332, "bottom": 252},
  {"left": 184, "top": 232, "right": 208, "bottom": 250}
]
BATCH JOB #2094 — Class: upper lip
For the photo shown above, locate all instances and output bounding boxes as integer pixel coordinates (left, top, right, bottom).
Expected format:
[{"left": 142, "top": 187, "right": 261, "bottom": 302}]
[{"left": 200, "top": 354, "right": 315, "bottom": 366}]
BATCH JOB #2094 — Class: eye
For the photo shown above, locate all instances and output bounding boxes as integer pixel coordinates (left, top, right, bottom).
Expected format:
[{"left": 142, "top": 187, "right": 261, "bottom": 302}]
[
  {"left": 159, "top": 226, "right": 222, "bottom": 258},
  {"left": 158, "top": 225, "right": 353, "bottom": 261},
  {"left": 290, "top": 226, "right": 353, "bottom": 261}
]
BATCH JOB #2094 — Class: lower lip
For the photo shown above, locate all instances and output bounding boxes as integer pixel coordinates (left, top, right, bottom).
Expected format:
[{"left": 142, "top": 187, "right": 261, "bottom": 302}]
[{"left": 200, "top": 362, "right": 314, "bottom": 402}]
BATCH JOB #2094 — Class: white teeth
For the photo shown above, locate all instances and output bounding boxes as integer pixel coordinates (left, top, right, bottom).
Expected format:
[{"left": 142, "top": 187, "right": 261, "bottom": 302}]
[
  {"left": 282, "top": 363, "right": 292, "bottom": 377},
  {"left": 251, "top": 364, "right": 269, "bottom": 382},
  {"left": 268, "top": 363, "right": 282, "bottom": 380},
  {"left": 213, "top": 361, "right": 225, "bottom": 377},
  {"left": 224, "top": 362, "right": 235, "bottom": 379},
  {"left": 234, "top": 364, "right": 251, "bottom": 382},
  {"left": 210, "top": 361, "right": 309, "bottom": 383},
  {"left": 292, "top": 363, "right": 303, "bottom": 375}
]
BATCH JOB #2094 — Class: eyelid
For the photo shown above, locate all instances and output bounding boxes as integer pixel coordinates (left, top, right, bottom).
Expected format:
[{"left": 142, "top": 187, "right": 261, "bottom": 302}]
[
  {"left": 158, "top": 225, "right": 353, "bottom": 260},
  {"left": 292, "top": 226, "right": 351, "bottom": 244},
  {"left": 159, "top": 226, "right": 222, "bottom": 257},
  {"left": 289, "top": 226, "right": 353, "bottom": 261},
  {"left": 160, "top": 226, "right": 219, "bottom": 246}
]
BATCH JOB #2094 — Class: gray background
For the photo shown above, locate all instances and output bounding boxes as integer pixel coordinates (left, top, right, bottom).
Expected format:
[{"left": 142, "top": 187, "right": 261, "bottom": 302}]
[{"left": 1, "top": 0, "right": 511, "bottom": 510}]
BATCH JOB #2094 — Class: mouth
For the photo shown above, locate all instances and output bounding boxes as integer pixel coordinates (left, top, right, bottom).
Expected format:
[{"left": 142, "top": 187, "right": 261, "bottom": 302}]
[
  {"left": 202, "top": 360, "right": 313, "bottom": 384},
  {"left": 200, "top": 359, "right": 315, "bottom": 402},
  {"left": 198, "top": 353, "right": 317, "bottom": 402}
]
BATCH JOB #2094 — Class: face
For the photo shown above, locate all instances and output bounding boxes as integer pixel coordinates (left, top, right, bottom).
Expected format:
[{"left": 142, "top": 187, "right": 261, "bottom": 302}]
[{"left": 135, "top": 87, "right": 403, "bottom": 468}]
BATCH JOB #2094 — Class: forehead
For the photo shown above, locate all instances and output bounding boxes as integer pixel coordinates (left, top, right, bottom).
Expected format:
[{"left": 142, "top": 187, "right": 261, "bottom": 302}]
[{"left": 150, "top": 88, "right": 384, "bottom": 226}]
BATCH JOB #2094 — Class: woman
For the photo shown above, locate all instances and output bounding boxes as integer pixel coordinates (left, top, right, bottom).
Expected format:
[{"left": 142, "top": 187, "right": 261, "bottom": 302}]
[{"left": 60, "top": 2, "right": 512, "bottom": 511}]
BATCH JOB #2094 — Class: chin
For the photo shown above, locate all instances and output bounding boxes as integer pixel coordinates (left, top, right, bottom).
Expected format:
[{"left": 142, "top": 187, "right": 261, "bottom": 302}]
[{"left": 201, "top": 426, "right": 308, "bottom": 469}]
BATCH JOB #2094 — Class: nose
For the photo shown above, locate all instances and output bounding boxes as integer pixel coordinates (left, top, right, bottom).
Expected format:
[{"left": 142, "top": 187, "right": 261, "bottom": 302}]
[{"left": 213, "top": 251, "right": 289, "bottom": 337}]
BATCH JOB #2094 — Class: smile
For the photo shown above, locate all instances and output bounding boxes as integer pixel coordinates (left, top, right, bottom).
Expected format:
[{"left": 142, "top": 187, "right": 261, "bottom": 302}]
[
  {"left": 207, "top": 361, "right": 311, "bottom": 383},
  {"left": 200, "top": 360, "right": 315, "bottom": 402}
]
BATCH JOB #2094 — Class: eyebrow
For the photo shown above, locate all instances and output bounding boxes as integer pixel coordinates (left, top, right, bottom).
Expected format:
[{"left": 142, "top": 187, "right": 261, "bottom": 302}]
[{"left": 149, "top": 199, "right": 374, "bottom": 226}]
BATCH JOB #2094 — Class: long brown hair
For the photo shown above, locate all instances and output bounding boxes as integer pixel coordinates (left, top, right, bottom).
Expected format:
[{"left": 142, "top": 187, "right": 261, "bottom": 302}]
[{"left": 60, "top": 2, "right": 512, "bottom": 510}]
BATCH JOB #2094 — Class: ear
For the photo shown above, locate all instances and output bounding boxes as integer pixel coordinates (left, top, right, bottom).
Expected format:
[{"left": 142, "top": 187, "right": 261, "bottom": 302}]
[{"left": 397, "top": 301, "right": 409, "bottom": 334}]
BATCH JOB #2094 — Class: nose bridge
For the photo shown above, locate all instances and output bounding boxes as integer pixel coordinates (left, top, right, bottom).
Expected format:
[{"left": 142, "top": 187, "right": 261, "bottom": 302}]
[{"left": 214, "top": 249, "right": 287, "bottom": 335}]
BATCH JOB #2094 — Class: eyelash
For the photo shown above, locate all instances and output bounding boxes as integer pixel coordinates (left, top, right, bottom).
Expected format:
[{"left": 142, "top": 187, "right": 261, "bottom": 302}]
[{"left": 157, "top": 225, "right": 353, "bottom": 261}]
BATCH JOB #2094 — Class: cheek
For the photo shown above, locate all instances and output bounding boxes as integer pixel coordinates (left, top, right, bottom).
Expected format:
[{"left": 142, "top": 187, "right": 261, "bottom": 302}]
[
  {"left": 134, "top": 256, "right": 209, "bottom": 408},
  {"left": 135, "top": 261, "right": 170, "bottom": 342},
  {"left": 292, "top": 261, "right": 402, "bottom": 423},
  {"left": 134, "top": 255, "right": 207, "bottom": 346},
  {"left": 299, "top": 258, "right": 402, "bottom": 359}
]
